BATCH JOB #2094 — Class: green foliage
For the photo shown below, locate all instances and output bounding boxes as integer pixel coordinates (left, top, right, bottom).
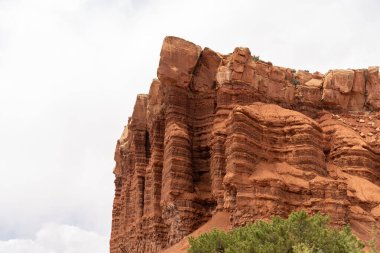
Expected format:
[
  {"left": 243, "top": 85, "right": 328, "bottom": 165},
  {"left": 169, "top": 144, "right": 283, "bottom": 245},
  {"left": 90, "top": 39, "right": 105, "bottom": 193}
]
[
  {"left": 188, "top": 211, "right": 365, "bottom": 253},
  {"left": 253, "top": 55, "right": 260, "bottom": 62},
  {"left": 292, "top": 78, "right": 300, "bottom": 86}
]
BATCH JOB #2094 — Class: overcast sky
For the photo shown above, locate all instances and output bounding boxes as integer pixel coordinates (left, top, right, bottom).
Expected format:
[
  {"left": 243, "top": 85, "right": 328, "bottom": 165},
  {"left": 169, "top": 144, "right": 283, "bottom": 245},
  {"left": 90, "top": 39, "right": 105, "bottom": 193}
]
[{"left": 0, "top": 0, "right": 379, "bottom": 252}]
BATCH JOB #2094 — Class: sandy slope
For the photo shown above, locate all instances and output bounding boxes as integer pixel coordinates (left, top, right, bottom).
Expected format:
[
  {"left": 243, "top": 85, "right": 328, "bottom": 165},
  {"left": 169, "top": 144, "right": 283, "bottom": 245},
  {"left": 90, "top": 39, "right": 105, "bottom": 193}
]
[{"left": 160, "top": 212, "right": 230, "bottom": 253}]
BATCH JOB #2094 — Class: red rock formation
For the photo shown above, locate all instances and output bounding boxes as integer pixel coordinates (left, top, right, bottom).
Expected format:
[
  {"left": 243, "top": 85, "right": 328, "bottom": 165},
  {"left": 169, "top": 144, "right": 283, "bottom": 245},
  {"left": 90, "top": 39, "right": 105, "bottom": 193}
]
[{"left": 110, "top": 36, "right": 380, "bottom": 253}]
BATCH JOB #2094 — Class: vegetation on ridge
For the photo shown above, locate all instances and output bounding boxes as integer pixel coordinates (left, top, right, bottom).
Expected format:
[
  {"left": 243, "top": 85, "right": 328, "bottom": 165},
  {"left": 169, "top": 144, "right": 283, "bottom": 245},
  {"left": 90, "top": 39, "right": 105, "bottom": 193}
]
[{"left": 188, "top": 211, "right": 376, "bottom": 253}]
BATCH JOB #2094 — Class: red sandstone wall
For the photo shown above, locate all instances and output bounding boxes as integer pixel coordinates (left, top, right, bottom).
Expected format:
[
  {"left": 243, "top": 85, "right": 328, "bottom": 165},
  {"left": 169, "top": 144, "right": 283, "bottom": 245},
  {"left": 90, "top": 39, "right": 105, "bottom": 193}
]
[{"left": 110, "top": 36, "right": 380, "bottom": 253}]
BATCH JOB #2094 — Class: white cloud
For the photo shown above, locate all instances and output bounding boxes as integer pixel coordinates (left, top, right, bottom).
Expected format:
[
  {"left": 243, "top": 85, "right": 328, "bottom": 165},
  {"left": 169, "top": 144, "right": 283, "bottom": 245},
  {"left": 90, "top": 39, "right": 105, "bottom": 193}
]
[
  {"left": 0, "top": 0, "right": 379, "bottom": 249},
  {"left": 0, "top": 223, "right": 107, "bottom": 253},
  {"left": 0, "top": 239, "right": 53, "bottom": 253}
]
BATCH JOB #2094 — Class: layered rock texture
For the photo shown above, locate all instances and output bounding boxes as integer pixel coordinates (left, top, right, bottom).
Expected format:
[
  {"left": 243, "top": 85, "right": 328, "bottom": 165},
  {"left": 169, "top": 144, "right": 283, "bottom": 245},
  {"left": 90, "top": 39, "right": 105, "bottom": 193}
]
[{"left": 110, "top": 36, "right": 380, "bottom": 253}]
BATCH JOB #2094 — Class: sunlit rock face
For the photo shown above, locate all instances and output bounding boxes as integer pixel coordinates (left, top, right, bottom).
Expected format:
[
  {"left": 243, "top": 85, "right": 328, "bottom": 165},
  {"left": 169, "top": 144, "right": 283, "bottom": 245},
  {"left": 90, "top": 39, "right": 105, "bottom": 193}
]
[{"left": 110, "top": 36, "right": 380, "bottom": 253}]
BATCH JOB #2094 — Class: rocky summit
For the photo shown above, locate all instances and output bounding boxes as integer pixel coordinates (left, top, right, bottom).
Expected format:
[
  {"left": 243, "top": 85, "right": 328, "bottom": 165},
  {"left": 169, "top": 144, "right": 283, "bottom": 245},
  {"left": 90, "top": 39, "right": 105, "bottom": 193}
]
[{"left": 110, "top": 36, "right": 380, "bottom": 253}]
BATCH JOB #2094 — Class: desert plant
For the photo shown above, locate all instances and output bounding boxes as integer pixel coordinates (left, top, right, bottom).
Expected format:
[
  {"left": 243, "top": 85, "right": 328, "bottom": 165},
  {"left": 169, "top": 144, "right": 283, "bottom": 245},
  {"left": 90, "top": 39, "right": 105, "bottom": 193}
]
[
  {"left": 292, "top": 78, "right": 300, "bottom": 86},
  {"left": 188, "top": 211, "right": 365, "bottom": 253},
  {"left": 253, "top": 55, "right": 260, "bottom": 62}
]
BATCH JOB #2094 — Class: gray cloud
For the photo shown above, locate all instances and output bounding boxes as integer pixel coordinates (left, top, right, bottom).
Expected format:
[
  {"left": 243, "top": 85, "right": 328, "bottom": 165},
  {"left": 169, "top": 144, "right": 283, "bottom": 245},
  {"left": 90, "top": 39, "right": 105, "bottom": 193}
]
[
  {"left": 0, "top": 223, "right": 107, "bottom": 253},
  {"left": 0, "top": 0, "right": 379, "bottom": 251}
]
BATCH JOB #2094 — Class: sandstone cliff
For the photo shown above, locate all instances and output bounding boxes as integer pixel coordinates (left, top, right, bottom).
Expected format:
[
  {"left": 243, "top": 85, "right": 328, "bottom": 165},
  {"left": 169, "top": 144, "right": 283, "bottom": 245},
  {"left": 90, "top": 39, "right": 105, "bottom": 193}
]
[{"left": 110, "top": 36, "right": 380, "bottom": 253}]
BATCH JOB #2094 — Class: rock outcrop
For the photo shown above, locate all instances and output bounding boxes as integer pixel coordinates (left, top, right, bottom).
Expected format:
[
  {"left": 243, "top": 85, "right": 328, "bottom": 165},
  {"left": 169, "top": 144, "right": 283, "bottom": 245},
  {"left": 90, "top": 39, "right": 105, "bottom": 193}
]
[{"left": 110, "top": 36, "right": 380, "bottom": 253}]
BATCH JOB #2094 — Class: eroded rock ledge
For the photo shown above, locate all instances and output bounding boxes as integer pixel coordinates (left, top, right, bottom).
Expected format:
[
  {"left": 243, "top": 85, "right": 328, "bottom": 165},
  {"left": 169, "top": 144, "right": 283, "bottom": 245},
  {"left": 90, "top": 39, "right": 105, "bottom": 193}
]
[{"left": 110, "top": 36, "right": 380, "bottom": 253}]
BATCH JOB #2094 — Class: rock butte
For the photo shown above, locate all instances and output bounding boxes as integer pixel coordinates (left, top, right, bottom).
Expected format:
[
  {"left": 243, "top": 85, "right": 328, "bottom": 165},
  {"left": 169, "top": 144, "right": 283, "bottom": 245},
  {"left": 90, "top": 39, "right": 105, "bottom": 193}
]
[{"left": 110, "top": 36, "right": 380, "bottom": 253}]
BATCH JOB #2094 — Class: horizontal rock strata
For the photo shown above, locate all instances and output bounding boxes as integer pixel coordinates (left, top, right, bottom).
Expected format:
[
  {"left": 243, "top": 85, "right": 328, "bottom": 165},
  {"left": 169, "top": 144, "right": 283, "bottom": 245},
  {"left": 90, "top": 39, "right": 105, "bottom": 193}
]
[{"left": 110, "top": 36, "right": 380, "bottom": 253}]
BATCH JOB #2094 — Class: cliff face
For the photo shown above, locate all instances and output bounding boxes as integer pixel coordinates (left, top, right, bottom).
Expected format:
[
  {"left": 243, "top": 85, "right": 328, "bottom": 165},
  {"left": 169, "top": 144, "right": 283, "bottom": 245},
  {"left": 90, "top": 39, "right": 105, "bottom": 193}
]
[{"left": 110, "top": 36, "right": 380, "bottom": 253}]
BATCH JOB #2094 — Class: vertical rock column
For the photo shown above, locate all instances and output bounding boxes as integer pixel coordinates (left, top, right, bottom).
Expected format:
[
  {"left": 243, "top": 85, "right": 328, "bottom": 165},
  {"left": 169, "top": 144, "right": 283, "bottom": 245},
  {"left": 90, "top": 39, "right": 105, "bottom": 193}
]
[
  {"left": 125, "top": 95, "right": 149, "bottom": 252},
  {"left": 110, "top": 126, "right": 129, "bottom": 253},
  {"left": 141, "top": 79, "right": 167, "bottom": 252},
  {"left": 110, "top": 95, "right": 149, "bottom": 253},
  {"left": 211, "top": 47, "right": 257, "bottom": 209},
  {"left": 129, "top": 95, "right": 149, "bottom": 223},
  {"left": 188, "top": 48, "right": 222, "bottom": 220},
  {"left": 157, "top": 36, "right": 202, "bottom": 246},
  {"left": 366, "top": 66, "right": 380, "bottom": 110}
]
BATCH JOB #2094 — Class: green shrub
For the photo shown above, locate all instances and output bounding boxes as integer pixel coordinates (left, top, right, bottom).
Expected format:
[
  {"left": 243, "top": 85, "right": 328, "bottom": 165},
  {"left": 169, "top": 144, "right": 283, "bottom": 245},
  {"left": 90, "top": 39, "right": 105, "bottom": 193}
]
[
  {"left": 188, "top": 211, "right": 365, "bottom": 253},
  {"left": 292, "top": 79, "right": 300, "bottom": 86},
  {"left": 253, "top": 55, "right": 260, "bottom": 62}
]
